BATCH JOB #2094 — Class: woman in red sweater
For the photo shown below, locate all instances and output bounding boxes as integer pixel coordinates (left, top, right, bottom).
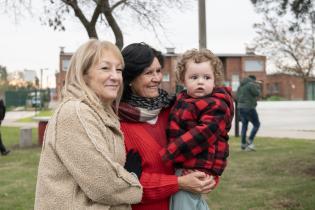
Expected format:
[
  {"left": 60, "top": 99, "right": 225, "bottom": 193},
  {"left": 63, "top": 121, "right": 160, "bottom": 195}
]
[{"left": 118, "top": 43, "right": 217, "bottom": 210}]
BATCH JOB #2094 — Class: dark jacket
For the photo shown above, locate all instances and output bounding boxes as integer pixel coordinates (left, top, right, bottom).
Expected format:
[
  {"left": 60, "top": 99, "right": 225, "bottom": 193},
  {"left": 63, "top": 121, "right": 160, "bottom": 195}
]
[
  {"left": 160, "top": 87, "right": 234, "bottom": 176},
  {"left": 236, "top": 77, "right": 260, "bottom": 109},
  {"left": 0, "top": 99, "right": 6, "bottom": 122}
]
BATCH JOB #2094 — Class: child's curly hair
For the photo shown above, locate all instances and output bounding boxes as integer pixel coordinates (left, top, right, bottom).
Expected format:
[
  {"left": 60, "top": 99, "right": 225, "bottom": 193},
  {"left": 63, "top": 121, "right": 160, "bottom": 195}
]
[{"left": 176, "top": 48, "right": 224, "bottom": 86}]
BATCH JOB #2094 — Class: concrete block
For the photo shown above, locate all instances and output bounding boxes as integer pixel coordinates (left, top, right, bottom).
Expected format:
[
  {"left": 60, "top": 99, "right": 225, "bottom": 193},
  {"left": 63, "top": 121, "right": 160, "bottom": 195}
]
[{"left": 20, "top": 127, "right": 32, "bottom": 148}]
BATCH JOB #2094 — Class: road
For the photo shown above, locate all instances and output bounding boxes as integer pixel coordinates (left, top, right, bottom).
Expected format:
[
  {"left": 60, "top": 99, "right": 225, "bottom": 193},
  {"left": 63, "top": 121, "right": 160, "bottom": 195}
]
[
  {"left": 2, "top": 101, "right": 315, "bottom": 140},
  {"left": 231, "top": 101, "right": 315, "bottom": 140}
]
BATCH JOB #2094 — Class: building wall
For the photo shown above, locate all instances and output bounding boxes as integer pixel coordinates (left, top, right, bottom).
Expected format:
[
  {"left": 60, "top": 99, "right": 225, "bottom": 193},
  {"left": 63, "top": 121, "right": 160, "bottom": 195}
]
[
  {"left": 56, "top": 50, "right": 72, "bottom": 100},
  {"left": 55, "top": 71, "right": 66, "bottom": 100},
  {"left": 218, "top": 56, "right": 267, "bottom": 97},
  {"left": 161, "top": 54, "right": 178, "bottom": 94},
  {"left": 241, "top": 56, "right": 267, "bottom": 97},
  {"left": 221, "top": 57, "right": 242, "bottom": 97},
  {"left": 56, "top": 50, "right": 313, "bottom": 100},
  {"left": 224, "top": 57, "right": 242, "bottom": 80},
  {"left": 266, "top": 74, "right": 305, "bottom": 100}
]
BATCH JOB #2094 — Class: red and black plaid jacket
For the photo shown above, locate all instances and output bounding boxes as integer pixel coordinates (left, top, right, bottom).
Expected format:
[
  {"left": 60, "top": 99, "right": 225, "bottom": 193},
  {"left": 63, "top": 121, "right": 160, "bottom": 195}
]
[{"left": 160, "top": 87, "right": 234, "bottom": 176}]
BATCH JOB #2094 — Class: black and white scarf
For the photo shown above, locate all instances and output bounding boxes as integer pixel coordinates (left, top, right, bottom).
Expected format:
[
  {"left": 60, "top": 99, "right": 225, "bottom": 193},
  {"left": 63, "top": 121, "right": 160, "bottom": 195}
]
[{"left": 118, "top": 89, "right": 174, "bottom": 122}]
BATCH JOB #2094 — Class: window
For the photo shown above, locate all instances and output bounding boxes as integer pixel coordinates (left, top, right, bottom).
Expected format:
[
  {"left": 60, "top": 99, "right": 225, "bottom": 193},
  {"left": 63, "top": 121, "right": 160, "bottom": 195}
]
[
  {"left": 62, "top": 59, "right": 70, "bottom": 71},
  {"left": 268, "top": 83, "right": 280, "bottom": 95},
  {"left": 231, "top": 74, "right": 240, "bottom": 92},
  {"left": 244, "top": 59, "right": 264, "bottom": 72},
  {"left": 162, "top": 73, "right": 170, "bottom": 82}
]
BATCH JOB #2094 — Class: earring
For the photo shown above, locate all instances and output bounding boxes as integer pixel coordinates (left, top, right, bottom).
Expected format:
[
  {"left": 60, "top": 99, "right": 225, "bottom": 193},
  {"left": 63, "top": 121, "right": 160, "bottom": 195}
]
[{"left": 129, "top": 83, "right": 132, "bottom": 86}]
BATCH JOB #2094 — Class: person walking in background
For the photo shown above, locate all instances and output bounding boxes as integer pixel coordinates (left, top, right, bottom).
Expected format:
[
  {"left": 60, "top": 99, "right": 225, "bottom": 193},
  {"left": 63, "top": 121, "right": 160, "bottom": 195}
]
[
  {"left": 35, "top": 39, "right": 143, "bottom": 210},
  {"left": 0, "top": 98, "right": 10, "bottom": 156},
  {"left": 236, "top": 75, "right": 261, "bottom": 151},
  {"left": 160, "top": 49, "right": 234, "bottom": 210}
]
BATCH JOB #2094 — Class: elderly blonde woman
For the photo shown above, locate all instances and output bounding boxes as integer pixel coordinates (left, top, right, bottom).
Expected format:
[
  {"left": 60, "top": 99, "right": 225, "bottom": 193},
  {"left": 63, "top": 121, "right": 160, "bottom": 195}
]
[{"left": 35, "top": 39, "right": 142, "bottom": 210}]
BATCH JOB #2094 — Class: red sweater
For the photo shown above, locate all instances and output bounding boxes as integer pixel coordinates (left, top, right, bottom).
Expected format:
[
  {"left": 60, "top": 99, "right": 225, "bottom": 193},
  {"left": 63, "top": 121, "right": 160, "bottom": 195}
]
[{"left": 120, "top": 108, "right": 179, "bottom": 210}]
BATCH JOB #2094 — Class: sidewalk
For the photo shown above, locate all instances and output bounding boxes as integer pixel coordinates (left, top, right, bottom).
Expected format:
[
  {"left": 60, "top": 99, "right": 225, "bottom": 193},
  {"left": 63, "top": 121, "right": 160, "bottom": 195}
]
[{"left": 2, "top": 111, "right": 38, "bottom": 128}]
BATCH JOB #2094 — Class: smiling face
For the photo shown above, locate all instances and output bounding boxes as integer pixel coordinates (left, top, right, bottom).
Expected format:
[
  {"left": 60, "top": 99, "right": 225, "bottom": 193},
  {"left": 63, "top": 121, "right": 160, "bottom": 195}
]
[
  {"left": 84, "top": 51, "right": 123, "bottom": 103},
  {"left": 184, "top": 60, "right": 215, "bottom": 98},
  {"left": 130, "top": 57, "right": 163, "bottom": 98}
]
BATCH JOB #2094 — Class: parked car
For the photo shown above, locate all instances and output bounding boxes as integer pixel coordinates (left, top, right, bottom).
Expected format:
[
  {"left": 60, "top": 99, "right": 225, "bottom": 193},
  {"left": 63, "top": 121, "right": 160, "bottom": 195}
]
[
  {"left": 31, "top": 97, "right": 41, "bottom": 107},
  {"left": 27, "top": 92, "right": 42, "bottom": 108}
]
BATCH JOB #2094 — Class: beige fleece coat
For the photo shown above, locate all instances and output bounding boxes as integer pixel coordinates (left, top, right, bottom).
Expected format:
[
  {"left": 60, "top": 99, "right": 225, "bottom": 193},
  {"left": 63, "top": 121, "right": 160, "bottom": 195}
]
[{"left": 34, "top": 85, "right": 142, "bottom": 210}]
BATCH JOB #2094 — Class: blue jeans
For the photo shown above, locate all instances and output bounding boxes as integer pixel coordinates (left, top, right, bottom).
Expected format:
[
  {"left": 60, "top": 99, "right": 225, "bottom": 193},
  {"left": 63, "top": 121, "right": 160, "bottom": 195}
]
[
  {"left": 239, "top": 108, "right": 260, "bottom": 145},
  {"left": 170, "top": 169, "right": 210, "bottom": 210}
]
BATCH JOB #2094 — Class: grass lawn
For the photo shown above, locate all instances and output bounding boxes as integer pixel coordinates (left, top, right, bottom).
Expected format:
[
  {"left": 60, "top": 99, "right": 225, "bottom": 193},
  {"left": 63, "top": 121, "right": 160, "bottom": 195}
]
[
  {"left": 209, "top": 138, "right": 315, "bottom": 210},
  {"left": 0, "top": 127, "right": 314, "bottom": 210},
  {"left": 0, "top": 127, "right": 40, "bottom": 210}
]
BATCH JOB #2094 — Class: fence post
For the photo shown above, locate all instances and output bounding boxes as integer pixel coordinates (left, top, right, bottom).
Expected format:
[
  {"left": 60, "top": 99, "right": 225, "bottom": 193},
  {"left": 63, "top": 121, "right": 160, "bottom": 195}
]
[
  {"left": 20, "top": 127, "right": 33, "bottom": 148},
  {"left": 234, "top": 99, "right": 239, "bottom": 137}
]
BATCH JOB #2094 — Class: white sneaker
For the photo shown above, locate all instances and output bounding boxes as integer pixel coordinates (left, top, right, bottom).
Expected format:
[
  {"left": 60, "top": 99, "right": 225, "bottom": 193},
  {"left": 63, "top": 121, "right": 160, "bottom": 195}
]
[
  {"left": 246, "top": 139, "right": 253, "bottom": 145},
  {"left": 246, "top": 143, "right": 256, "bottom": 151},
  {"left": 241, "top": 144, "right": 247, "bottom": 150}
]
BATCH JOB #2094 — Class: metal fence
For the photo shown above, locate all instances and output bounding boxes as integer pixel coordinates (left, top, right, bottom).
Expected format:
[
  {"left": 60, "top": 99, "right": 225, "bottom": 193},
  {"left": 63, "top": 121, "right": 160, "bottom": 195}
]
[{"left": 5, "top": 89, "right": 50, "bottom": 108}]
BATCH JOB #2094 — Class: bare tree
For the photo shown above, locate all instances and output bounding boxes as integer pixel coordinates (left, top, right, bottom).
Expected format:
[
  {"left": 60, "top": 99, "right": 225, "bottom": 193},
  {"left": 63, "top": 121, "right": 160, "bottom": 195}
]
[
  {"left": 41, "top": 0, "right": 191, "bottom": 49},
  {"left": 251, "top": 0, "right": 315, "bottom": 99},
  {"left": 252, "top": 13, "right": 315, "bottom": 99},
  {"left": 0, "top": 0, "right": 33, "bottom": 22},
  {"left": 251, "top": 0, "right": 314, "bottom": 26}
]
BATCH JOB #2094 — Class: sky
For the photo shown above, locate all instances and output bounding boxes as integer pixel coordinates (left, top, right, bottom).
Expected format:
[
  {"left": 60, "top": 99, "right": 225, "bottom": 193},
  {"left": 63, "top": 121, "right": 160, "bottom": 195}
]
[{"left": 0, "top": 0, "right": 262, "bottom": 88}]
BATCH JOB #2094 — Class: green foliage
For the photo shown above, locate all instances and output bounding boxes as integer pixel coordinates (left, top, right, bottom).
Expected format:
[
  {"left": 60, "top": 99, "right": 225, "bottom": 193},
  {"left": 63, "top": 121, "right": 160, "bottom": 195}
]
[
  {"left": 266, "top": 95, "right": 285, "bottom": 101},
  {"left": 0, "top": 132, "right": 315, "bottom": 210}
]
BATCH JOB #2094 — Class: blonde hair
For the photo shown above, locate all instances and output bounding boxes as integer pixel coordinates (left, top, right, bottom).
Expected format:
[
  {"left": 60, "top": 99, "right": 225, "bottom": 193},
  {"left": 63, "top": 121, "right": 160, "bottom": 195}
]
[
  {"left": 63, "top": 39, "right": 124, "bottom": 111},
  {"left": 176, "top": 48, "right": 224, "bottom": 86}
]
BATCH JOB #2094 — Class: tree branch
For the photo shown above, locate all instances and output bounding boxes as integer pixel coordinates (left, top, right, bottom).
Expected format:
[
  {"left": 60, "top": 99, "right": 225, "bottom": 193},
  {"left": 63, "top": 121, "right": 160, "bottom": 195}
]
[
  {"left": 110, "top": 0, "right": 127, "bottom": 12},
  {"left": 90, "top": 0, "right": 102, "bottom": 26}
]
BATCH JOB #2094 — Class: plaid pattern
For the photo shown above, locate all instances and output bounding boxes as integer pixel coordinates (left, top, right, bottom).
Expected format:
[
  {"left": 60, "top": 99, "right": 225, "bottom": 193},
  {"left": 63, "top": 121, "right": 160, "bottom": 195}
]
[{"left": 160, "top": 87, "right": 234, "bottom": 176}]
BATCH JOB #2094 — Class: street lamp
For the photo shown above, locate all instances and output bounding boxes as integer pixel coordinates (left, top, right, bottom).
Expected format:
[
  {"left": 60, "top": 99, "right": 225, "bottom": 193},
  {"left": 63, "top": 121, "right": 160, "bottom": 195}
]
[
  {"left": 40, "top": 68, "right": 48, "bottom": 90},
  {"left": 198, "top": 0, "right": 207, "bottom": 49}
]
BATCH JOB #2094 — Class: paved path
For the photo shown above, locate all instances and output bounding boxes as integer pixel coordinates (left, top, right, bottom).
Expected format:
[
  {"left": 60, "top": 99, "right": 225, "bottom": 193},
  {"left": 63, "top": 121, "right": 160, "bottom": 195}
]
[{"left": 2, "top": 111, "right": 37, "bottom": 128}]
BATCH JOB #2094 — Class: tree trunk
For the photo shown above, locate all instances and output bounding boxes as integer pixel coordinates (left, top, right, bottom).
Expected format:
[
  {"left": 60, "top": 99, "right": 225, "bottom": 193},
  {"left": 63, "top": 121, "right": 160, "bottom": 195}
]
[
  {"left": 87, "top": 26, "right": 98, "bottom": 39},
  {"left": 102, "top": 10, "right": 123, "bottom": 49}
]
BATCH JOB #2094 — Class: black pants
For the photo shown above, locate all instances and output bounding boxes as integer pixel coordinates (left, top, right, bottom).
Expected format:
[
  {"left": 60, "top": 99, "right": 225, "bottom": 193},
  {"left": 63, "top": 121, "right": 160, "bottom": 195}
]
[
  {"left": 0, "top": 122, "right": 7, "bottom": 153},
  {"left": 239, "top": 108, "right": 260, "bottom": 145},
  {"left": 0, "top": 132, "right": 7, "bottom": 153}
]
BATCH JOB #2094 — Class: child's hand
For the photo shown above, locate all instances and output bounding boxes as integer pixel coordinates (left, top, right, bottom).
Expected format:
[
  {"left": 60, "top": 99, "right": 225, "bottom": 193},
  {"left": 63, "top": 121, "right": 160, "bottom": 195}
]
[
  {"left": 182, "top": 169, "right": 214, "bottom": 180},
  {"left": 178, "top": 171, "right": 216, "bottom": 194},
  {"left": 182, "top": 169, "right": 195, "bottom": 175}
]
